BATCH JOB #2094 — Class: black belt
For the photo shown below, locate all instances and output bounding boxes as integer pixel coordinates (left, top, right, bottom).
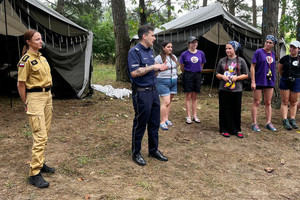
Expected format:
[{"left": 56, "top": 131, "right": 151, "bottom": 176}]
[
  {"left": 133, "top": 86, "right": 156, "bottom": 92},
  {"left": 26, "top": 87, "right": 51, "bottom": 93}
]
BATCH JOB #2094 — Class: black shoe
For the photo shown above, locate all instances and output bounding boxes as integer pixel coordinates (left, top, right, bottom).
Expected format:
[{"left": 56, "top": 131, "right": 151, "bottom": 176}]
[
  {"left": 132, "top": 153, "right": 146, "bottom": 166},
  {"left": 41, "top": 163, "right": 55, "bottom": 174},
  {"left": 29, "top": 173, "right": 49, "bottom": 188},
  {"left": 283, "top": 119, "right": 292, "bottom": 130},
  {"left": 148, "top": 150, "right": 168, "bottom": 162},
  {"left": 289, "top": 118, "right": 298, "bottom": 129}
]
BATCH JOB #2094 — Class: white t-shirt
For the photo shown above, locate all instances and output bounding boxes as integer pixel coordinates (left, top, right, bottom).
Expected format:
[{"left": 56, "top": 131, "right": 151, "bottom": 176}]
[{"left": 154, "top": 55, "right": 178, "bottom": 79}]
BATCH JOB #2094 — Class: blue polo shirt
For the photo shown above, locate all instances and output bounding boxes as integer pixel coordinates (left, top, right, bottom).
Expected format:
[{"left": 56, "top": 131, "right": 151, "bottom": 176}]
[{"left": 128, "top": 43, "right": 156, "bottom": 87}]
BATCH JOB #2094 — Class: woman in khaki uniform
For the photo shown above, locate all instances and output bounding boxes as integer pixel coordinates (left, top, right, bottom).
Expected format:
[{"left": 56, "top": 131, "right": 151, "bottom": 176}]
[{"left": 17, "top": 29, "right": 55, "bottom": 188}]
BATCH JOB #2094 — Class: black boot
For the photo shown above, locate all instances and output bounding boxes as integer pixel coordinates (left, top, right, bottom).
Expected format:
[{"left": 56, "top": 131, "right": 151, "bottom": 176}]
[
  {"left": 29, "top": 173, "right": 49, "bottom": 188},
  {"left": 41, "top": 163, "right": 55, "bottom": 174}
]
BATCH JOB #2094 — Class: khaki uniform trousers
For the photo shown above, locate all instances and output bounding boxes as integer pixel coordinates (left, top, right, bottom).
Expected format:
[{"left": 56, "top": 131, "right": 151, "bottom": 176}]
[{"left": 26, "top": 91, "right": 53, "bottom": 176}]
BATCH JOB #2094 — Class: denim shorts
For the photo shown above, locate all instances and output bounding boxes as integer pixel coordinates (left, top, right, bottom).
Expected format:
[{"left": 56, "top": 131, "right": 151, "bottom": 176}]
[
  {"left": 156, "top": 78, "right": 178, "bottom": 96},
  {"left": 279, "top": 77, "right": 300, "bottom": 92}
]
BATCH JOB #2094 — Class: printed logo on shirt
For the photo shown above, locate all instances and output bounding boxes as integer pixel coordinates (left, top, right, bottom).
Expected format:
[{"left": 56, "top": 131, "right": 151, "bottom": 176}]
[
  {"left": 266, "top": 56, "right": 274, "bottom": 64},
  {"left": 292, "top": 60, "right": 299, "bottom": 66},
  {"left": 19, "top": 63, "right": 25, "bottom": 68},
  {"left": 31, "top": 60, "right": 38, "bottom": 65},
  {"left": 191, "top": 56, "right": 199, "bottom": 63}
]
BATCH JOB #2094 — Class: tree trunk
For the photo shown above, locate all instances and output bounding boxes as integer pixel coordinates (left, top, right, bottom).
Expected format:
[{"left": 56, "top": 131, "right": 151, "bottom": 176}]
[
  {"left": 262, "top": 0, "right": 280, "bottom": 108},
  {"left": 139, "top": 0, "right": 147, "bottom": 25},
  {"left": 279, "top": 0, "right": 286, "bottom": 39},
  {"left": 296, "top": 0, "right": 300, "bottom": 41},
  {"left": 203, "top": 0, "right": 208, "bottom": 7},
  {"left": 111, "top": 0, "right": 130, "bottom": 82},
  {"left": 56, "top": 0, "right": 65, "bottom": 16},
  {"left": 167, "top": 0, "right": 171, "bottom": 20},
  {"left": 252, "top": 0, "right": 257, "bottom": 27},
  {"left": 229, "top": 0, "right": 235, "bottom": 15}
]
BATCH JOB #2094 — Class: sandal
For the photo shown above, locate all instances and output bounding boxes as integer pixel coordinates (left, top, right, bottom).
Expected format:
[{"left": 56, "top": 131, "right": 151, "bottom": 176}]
[
  {"left": 221, "top": 132, "right": 230, "bottom": 137},
  {"left": 192, "top": 116, "right": 201, "bottom": 123},
  {"left": 237, "top": 132, "right": 244, "bottom": 138},
  {"left": 186, "top": 117, "right": 192, "bottom": 124},
  {"left": 165, "top": 120, "right": 173, "bottom": 126},
  {"left": 160, "top": 123, "right": 169, "bottom": 131}
]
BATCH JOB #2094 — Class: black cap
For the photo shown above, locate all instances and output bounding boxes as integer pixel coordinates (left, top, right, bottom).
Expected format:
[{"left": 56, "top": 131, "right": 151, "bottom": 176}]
[{"left": 188, "top": 36, "right": 198, "bottom": 43}]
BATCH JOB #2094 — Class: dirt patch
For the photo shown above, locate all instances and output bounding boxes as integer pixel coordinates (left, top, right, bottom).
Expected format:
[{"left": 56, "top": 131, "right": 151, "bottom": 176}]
[{"left": 1, "top": 86, "right": 300, "bottom": 199}]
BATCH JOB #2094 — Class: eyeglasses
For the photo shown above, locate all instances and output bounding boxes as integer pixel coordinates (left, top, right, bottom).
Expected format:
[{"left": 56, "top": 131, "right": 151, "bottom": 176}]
[{"left": 265, "top": 41, "right": 273, "bottom": 45}]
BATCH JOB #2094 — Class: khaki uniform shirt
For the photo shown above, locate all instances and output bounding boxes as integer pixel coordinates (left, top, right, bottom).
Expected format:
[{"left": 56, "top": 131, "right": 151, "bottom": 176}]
[{"left": 17, "top": 50, "right": 52, "bottom": 89}]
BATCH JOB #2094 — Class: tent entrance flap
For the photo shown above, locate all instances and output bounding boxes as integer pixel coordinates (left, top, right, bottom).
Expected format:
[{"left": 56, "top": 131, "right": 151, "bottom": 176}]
[
  {"left": 202, "top": 22, "right": 231, "bottom": 45},
  {"left": 0, "top": 0, "right": 27, "bottom": 36}
]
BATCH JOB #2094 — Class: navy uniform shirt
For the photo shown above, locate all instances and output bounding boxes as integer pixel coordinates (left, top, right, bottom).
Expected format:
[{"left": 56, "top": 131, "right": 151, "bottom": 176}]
[{"left": 128, "top": 43, "right": 155, "bottom": 87}]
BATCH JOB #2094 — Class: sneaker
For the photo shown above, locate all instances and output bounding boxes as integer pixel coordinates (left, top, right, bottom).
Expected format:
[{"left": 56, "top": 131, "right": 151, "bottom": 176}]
[
  {"left": 41, "top": 163, "right": 55, "bottom": 174},
  {"left": 29, "top": 172, "right": 49, "bottom": 188},
  {"left": 251, "top": 123, "right": 261, "bottom": 132},
  {"left": 289, "top": 118, "right": 298, "bottom": 129},
  {"left": 282, "top": 119, "right": 292, "bottom": 130},
  {"left": 266, "top": 123, "right": 277, "bottom": 132}
]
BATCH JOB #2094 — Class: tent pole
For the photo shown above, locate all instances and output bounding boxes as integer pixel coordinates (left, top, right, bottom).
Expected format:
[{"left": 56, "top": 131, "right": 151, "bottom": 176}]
[
  {"left": 209, "top": 22, "right": 220, "bottom": 96},
  {"left": 3, "top": 0, "right": 13, "bottom": 107}
]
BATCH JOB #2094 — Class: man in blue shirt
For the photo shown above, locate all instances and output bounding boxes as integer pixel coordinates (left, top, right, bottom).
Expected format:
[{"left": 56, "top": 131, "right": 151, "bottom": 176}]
[{"left": 128, "top": 25, "right": 168, "bottom": 166}]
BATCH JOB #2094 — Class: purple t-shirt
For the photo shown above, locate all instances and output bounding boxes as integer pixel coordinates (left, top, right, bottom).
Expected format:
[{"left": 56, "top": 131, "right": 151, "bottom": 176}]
[
  {"left": 251, "top": 48, "right": 276, "bottom": 87},
  {"left": 180, "top": 50, "right": 206, "bottom": 72}
]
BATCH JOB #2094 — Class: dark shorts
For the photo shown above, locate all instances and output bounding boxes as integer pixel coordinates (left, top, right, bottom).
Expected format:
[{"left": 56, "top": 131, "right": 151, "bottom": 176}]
[
  {"left": 279, "top": 77, "right": 300, "bottom": 92},
  {"left": 183, "top": 71, "right": 202, "bottom": 93},
  {"left": 256, "top": 85, "right": 274, "bottom": 90}
]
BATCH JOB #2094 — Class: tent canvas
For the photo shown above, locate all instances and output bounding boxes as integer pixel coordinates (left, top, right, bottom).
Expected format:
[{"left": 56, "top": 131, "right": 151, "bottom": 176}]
[
  {"left": 0, "top": 0, "right": 93, "bottom": 98},
  {"left": 152, "top": 2, "right": 263, "bottom": 75}
]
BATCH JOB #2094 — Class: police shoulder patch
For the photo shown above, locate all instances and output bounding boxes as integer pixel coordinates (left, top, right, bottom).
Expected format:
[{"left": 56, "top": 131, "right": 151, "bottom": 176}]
[
  {"left": 31, "top": 60, "right": 38, "bottom": 65},
  {"left": 21, "top": 55, "right": 30, "bottom": 62}
]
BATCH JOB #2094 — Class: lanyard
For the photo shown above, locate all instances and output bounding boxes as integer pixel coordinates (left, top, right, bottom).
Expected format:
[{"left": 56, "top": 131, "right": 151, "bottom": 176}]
[
  {"left": 167, "top": 56, "right": 173, "bottom": 82},
  {"left": 263, "top": 49, "right": 272, "bottom": 70}
]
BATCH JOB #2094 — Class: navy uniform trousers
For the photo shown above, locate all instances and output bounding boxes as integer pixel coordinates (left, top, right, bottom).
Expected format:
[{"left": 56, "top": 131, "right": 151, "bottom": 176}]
[{"left": 131, "top": 88, "right": 160, "bottom": 155}]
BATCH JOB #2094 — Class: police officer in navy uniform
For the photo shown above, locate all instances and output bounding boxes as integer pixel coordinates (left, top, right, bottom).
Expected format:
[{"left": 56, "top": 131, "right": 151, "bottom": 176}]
[
  {"left": 17, "top": 30, "right": 55, "bottom": 188},
  {"left": 128, "top": 25, "right": 169, "bottom": 166}
]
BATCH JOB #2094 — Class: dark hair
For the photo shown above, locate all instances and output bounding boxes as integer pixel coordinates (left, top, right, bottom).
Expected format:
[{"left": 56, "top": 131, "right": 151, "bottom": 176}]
[
  {"left": 159, "top": 41, "right": 178, "bottom": 65},
  {"left": 138, "top": 25, "right": 154, "bottom": 40},
  {"left": 224, "top": 49, "right": 240, "bottom": 75},
  {"left": 22, "top": 29, "right": 38, "bottom": 56}
]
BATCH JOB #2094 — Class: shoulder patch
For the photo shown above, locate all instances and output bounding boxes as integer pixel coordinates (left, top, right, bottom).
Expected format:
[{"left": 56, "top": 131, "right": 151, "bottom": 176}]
[
  {"left": 31, "top": 60, "right": 38, "bottom": 65},
  {"left": 19, "top": 63, "right": 25, "bottom": 68},
  {"left": 22, "top": 55, "right": 30, "bottom": 62}
]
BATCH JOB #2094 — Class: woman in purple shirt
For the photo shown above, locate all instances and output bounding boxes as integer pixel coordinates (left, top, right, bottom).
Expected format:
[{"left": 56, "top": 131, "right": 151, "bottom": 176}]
[
  {"left": 180, "top": 36, "right": 206, "bottom": 124},
  {"left": 250, "top": 35, "right": 278, "bottom": 132}
]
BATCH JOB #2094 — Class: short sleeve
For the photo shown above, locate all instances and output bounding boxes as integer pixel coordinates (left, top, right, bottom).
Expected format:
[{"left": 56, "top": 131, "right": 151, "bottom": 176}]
[
  {"left": 128, "top": 49, "right": 141, "bottom": 73},
  {"left": 216, "top": 58, "right": 224, "bottom": 75},
  {"left": 155, "top": 55, "right": 162, "bottom": 64},
  {"left": 201, "top": 51, "right": 206, "bottom": 64},
  {"left": 179, "top": 52, "right": 185, "bottom": 64},
  {"left": 17, "top": 60, "right": 30, "bottom": 82},
  {"left": 240, "top": 58, "right": 249, "bottom": 75},
  {"left": 251, "top": 50, "right": 259, "bottom": 64}
]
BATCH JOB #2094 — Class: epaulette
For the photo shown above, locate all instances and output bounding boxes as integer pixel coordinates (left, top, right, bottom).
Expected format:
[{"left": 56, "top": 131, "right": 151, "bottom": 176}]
[{"left": 21, "top": 55, "right": 30, "bottom": 62}]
